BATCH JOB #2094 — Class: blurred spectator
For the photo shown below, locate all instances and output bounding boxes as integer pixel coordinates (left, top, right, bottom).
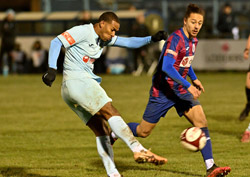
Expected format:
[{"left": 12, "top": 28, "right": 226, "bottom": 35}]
[
  {"left": 239, "top": 34, "right": 250, "bottom": 143},
  {"left": 30, "top": 40, "right": 48, "bottom": 73},
  {"left": 78, "top": 11, "right": 92, "bottom": 25},
  {"left": 130, "top": 13, "right": 151, "bottom": 75},
  {"left": 12, "top": 43, "right": 26, "bottom": 74},
  {"left": 217, "top": 3, "right": 239, "bottom": 39},
  {"left": 0, "top": 9, "right": 16, "bottom": 75},
  {"left": 105, "top": 47, "right": 126, "bottom": 74}
]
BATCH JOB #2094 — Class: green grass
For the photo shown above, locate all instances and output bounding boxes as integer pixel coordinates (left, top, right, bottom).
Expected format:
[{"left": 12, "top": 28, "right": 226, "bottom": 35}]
[{"left": 0, "top": 72, "right": 249, "bottom": 177}]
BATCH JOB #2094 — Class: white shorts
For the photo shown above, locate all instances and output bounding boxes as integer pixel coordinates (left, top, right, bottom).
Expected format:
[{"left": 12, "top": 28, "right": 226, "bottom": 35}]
[{"left": 61, "top": 77, "right": 112, "bottom": 124}]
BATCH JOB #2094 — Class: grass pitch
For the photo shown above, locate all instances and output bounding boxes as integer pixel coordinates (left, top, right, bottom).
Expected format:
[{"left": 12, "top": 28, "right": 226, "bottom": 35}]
[{"left": 0, "top": 72, "right": 249, "bottom": 177}]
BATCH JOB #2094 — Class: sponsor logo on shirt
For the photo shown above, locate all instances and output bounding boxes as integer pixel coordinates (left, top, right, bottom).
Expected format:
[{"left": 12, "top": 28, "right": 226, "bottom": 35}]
[
  {"left": 61, "top": 32, "right": 75, "bottom": 45},
  {"left": 180, "top": 56, "right": 194, "bottom": 67}
]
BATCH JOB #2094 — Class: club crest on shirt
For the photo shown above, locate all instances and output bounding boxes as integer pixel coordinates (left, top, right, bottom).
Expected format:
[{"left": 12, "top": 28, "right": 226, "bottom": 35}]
[{"left": 180, "top": 56, "right": 194, "bottom": 67}]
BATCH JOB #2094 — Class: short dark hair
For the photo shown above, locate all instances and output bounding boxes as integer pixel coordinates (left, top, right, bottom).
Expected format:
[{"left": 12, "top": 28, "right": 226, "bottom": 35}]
[
  {"left": 184, "top": 4, "right": 205, "bottom": 19},
  {"left": 98, "top": 11, "right": 120, "bottom": 24},
  {"left": 224, "top": 3, "right": 232, "bottom": 8}
]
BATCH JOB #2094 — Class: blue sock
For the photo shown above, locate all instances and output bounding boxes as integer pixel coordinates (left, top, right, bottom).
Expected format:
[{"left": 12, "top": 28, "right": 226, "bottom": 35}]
[
  {"left": 127, "top": 122, "right": 139, "bottom": 137},
  {"left": 200, "top": 127, "right": 214, "bottom": 161}
]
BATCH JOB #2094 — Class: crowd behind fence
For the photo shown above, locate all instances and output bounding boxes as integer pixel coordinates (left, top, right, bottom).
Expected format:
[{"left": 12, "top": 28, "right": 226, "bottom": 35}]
[{"left": 0, "top": 0, "right": 250, "bottom": 75}]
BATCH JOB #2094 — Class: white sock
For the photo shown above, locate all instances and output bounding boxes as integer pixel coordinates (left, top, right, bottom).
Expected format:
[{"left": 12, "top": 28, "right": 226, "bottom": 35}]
[
  {"left": 246, "top": 123, "right": 250, "bottom": 131},
  {"left": 205, "top": 159, "right": 215, "bottom": 170},
  {"left": 96, "top": 136, "right": 119, "bottom": 175},
  {"left": 108, "top": 116, "right": 146, "bottom": 152},
  {"left": 109, "top": 173, "right": 121, "bottom": 177},
  {"left": 111, "top": 132, "right": 118, "bottom": 139}
]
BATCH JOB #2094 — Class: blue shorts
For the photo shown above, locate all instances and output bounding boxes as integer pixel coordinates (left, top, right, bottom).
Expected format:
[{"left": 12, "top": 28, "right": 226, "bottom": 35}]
[{"left": 143, "top": 88, "right": 200, "bottom": 123}]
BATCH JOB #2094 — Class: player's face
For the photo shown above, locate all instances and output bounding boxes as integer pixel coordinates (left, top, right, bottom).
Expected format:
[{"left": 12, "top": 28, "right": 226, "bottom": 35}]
[
  {"left": 99, "top": 20, "right": 120, "bottom": 41},
  {"left": 183, "top": 13, "right": 203, "bottom": 38}
]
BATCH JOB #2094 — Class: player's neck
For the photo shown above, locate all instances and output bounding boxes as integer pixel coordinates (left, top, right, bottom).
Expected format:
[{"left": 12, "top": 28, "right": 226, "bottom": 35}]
[
  {"left": 182, "top": 27, "right": 191, "bottom": 39},
  {"left": 94, "top": 23, "right": 101, "bottom": 37}
]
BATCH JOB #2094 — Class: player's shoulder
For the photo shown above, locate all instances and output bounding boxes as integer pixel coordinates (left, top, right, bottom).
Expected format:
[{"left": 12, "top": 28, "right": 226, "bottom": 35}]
[
  {"left": 168, "top": 29, "right": 183, "bottom": 41},
  {"left": 70, "top": 23, "right": 93, "bottom": 35},
  {"left": 167, "top": 29, "right": 185, "bottom": 47}
]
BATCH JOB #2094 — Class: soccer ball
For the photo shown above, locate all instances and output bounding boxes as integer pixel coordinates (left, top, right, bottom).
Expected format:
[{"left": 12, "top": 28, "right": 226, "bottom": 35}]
[{"left": 180, "top": 127, "right": 207, "bottom": 152}]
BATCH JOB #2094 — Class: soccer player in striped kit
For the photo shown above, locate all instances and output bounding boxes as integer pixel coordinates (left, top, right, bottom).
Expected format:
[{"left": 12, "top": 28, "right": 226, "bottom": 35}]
[
  {"left": 42, "top": 11, "right": 168, "bottom": 177},
  {"left": 239, "top": 34, "right": 250, "bottom": 143},
  {"left": 111, "top": 4, "right": 231, "bottom": 177}
]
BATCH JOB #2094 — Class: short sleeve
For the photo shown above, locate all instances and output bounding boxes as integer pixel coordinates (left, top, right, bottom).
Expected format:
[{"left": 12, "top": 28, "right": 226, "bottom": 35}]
[
  {"left": 164, "top": 34, "right": 182, "bottom": 59},
  {"left": 57, "top": 25, "right": 89, "bottom": 48}
]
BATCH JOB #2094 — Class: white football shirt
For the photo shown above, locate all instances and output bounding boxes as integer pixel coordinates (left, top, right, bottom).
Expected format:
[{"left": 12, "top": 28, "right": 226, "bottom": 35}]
[{"left": 57, "top": 23, "right": 117, "bottom": 83}]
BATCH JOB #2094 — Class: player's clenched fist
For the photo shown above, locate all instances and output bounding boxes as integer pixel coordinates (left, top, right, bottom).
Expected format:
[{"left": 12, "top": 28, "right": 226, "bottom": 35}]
[
  {"left": 151, "top": 31, "right": 168, "bottom": 42},
  {"left": 42, "top": 68, "right": 57, "bottom": 87}
]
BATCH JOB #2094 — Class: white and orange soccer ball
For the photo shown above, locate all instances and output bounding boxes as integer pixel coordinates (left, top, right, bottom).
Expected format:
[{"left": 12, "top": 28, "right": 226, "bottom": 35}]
[{"left": 180, "top": 127, "right": 207, "bottom": 152}]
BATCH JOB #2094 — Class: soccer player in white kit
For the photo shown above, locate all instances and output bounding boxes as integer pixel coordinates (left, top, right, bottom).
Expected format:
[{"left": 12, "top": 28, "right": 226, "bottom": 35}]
[{"left": 42, "top": 12, "right": 168, "bottom": 177}]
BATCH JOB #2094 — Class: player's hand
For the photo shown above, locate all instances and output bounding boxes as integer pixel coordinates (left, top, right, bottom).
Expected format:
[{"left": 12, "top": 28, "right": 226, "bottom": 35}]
[
  {"left": 42, "top": 68, "right": 57, "bottom": 87},
  {"left": 192, "top": 79, "right": 205, "bottom": 93},
  {"left": 188, "top": 85, "right": 201, "bottom": 100},
  {"left": 151, "top": 31, "right": 168, "bottom": 42}
]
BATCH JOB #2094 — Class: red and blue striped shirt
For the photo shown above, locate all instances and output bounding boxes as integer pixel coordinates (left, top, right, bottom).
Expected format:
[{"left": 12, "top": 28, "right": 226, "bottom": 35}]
[{"left": 152, "top": 28, "right": 198, "bottom": 97}]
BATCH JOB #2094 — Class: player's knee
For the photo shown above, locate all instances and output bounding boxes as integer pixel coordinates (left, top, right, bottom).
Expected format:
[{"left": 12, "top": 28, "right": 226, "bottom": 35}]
[
  {"left": 194, "top": 117, "right": 207, "bottom": 127},
  {"left": 99, "top": 102, "right": 120, "bottom": 120}
]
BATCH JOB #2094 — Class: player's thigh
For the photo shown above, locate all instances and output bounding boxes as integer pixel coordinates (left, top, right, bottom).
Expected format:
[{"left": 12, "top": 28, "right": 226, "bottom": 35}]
[
  {"left": 62, "top": 78, "right": 112, "bottom": 116},
  {"left": 97, "top": 102, "right": 120, "bottom": 120},
  {"left": 183, "top": 105, "right": 207, "bottom": 127},
  {"left": 143, "top": 98, "right": 174, "bottom": 124},
  {"left": 61, "top": 87, "right": 92, "bottom": 124}
]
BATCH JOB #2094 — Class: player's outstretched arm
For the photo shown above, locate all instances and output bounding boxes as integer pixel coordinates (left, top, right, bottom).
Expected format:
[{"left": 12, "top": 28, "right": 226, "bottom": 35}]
[
  {"left": 42, "top": 37, "right": 62, "bottom": 87},
  {"left": 151, "top": 31, "right": 168, "bottom": 42},
  {"left": 113, "top": 31, "right": 168, "bottom": 49}
]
